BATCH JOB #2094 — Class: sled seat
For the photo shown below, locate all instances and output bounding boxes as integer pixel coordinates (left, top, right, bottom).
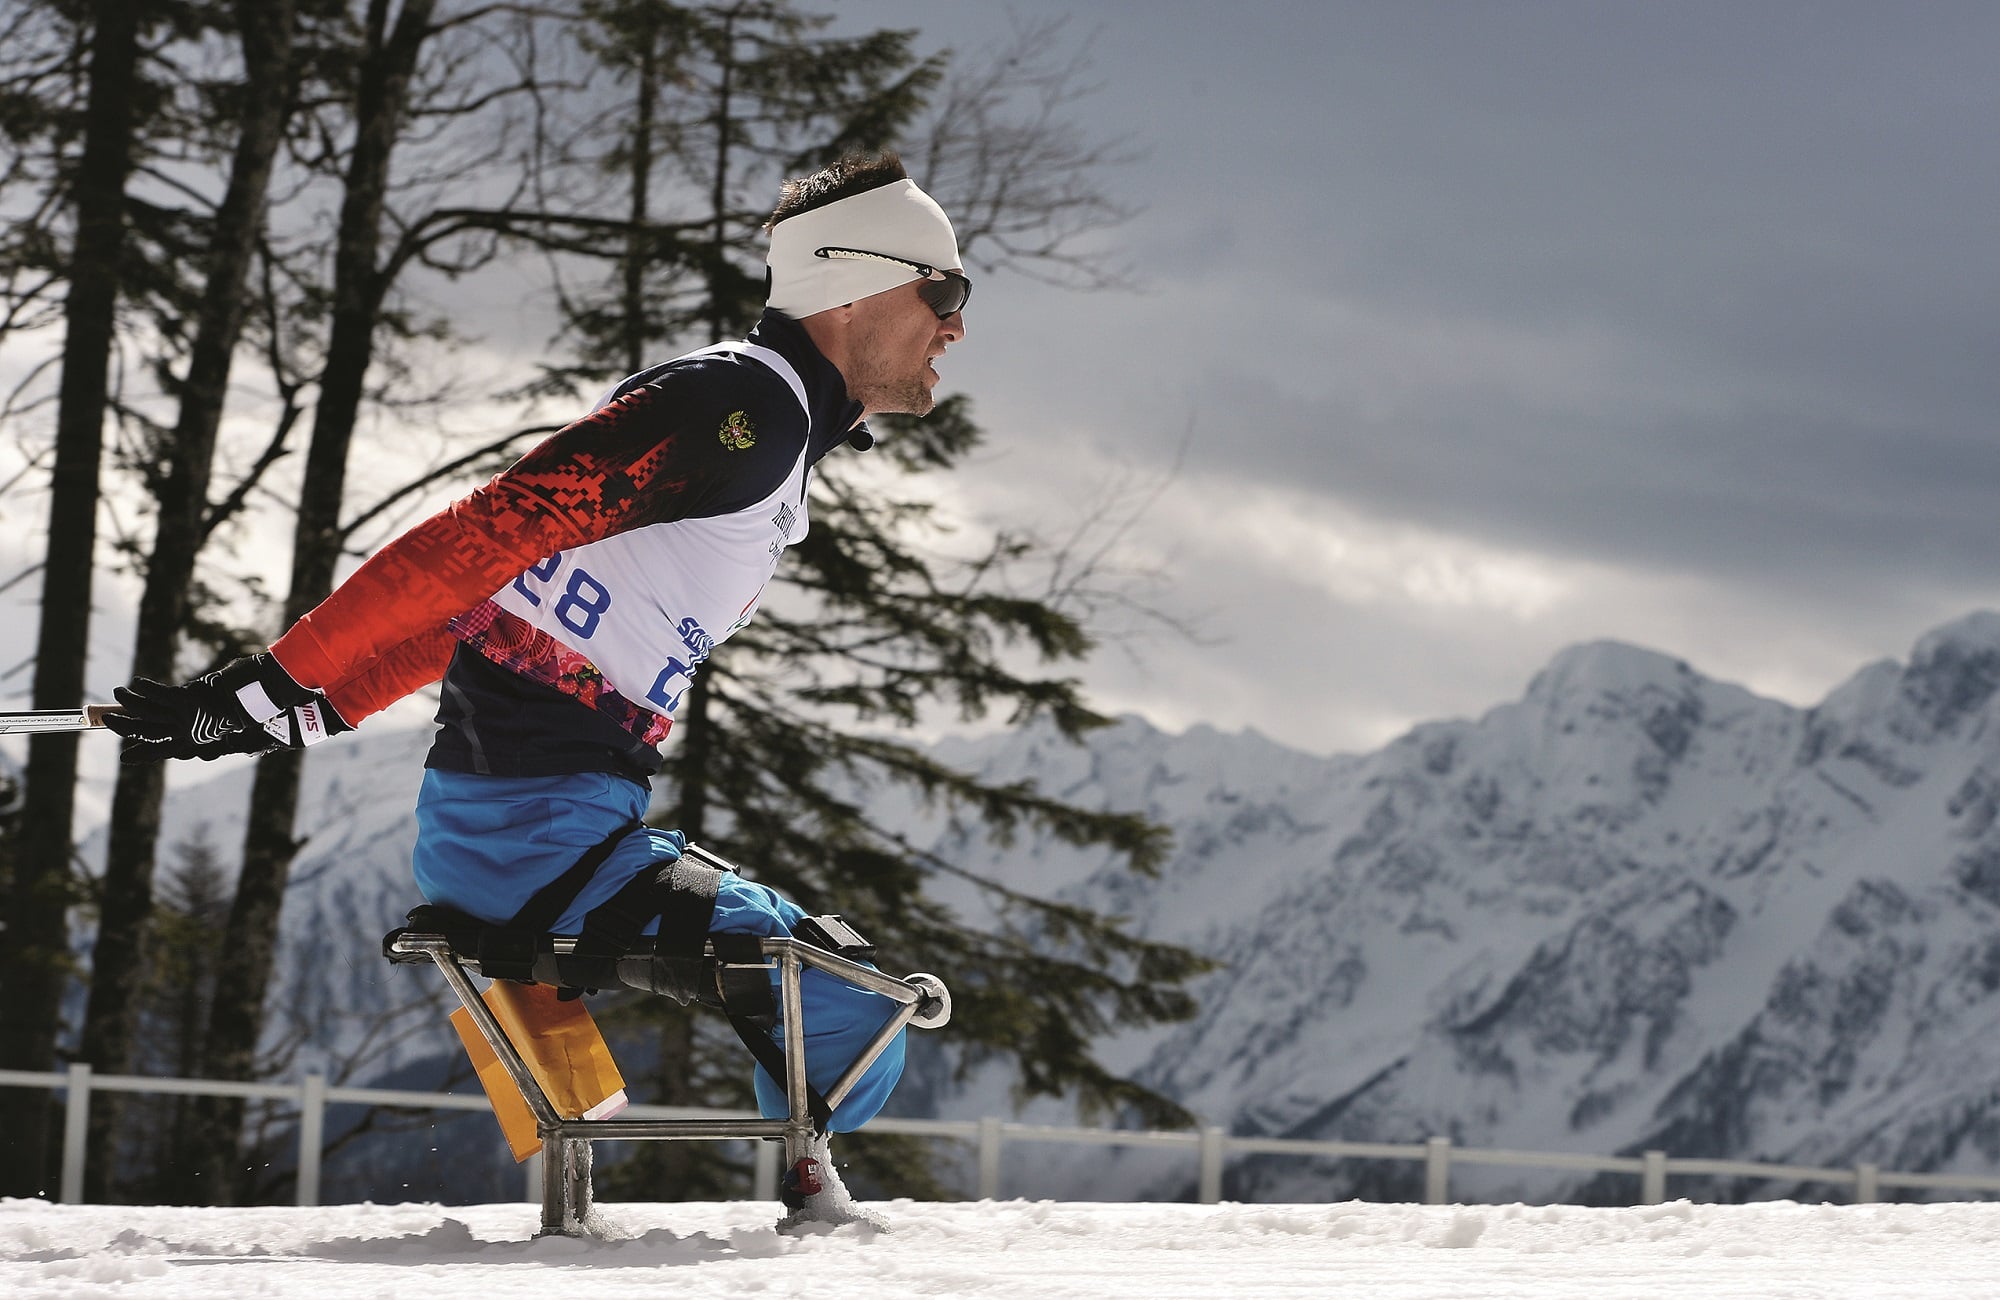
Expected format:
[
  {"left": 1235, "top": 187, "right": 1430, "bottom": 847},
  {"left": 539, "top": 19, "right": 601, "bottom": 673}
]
[{"left": 382, "top": 843, "right": 949, "bottom": 1237}]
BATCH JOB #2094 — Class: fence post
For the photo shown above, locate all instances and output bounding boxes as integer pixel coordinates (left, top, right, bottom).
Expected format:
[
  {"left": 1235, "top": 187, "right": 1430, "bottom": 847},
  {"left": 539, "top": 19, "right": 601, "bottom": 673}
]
[
  {"left": 296, "top": 1073, "right": 326, "bottom": 1207},
  {"left": 19, "top": 1069, "right": 1986, "bottom": 1211},
  {"left": 59, "top": 1063, "right": 91, "bottom": 1204},
  {"left": 977, "top": 1117, "right": 1003, "bottom": 1200},
  {"left": 1641, "top": 1150, "right": 1667, "bottom": 1204},
  {"left": 753, "top": 1140, "right": 779, "bottom": 1202},
  {"left": 1424, "top": 1136, "right": 1451, "bottom": 1205},
  {"left": 1198, "top": 1127, "right": 1226, "bottom": 1204}
]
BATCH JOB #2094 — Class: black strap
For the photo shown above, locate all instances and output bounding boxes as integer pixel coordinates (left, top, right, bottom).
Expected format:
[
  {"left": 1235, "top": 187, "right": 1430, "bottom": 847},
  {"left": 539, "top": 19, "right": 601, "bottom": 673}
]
[
  {"left": 709, "top": 933, "right": 832, "bottom": 1132},
  {"left": 477, "top": 929, "right": 539, "bottom": 983},
  {"left": 381, "top": 904, "right": 540, "bottom": 983},
  {"left": 504, "top": 820, "right": 640, "bottom": 935},
  {"left": 729, "top": 1012, "right": 830, "bottom": 1132},
  {"left": 708, "top": 935, "right": 776, "bottom": 1019},
  {"left": 576, "top": 857, "right": 720, "bottom": 963},
  {"left": 392, "top": 828, "right": 724, "bottom": 996}
]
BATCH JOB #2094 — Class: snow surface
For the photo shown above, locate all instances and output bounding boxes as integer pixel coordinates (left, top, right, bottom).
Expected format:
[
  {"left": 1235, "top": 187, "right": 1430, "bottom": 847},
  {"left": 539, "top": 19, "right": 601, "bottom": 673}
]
[{"left": 7, "top": 1197, "right": 2000, "bottom": 1299}]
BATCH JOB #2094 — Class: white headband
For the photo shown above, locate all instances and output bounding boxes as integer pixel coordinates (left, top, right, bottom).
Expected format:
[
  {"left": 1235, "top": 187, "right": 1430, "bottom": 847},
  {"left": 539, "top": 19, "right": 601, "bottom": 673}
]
[{"left": 766, "top": 179, "right": 959, "bottom": 319}]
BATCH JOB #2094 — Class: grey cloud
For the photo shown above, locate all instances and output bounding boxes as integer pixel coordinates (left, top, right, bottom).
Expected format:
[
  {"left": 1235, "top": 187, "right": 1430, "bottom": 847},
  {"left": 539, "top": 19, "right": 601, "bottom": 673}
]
[
  {"left": 975, "top": 1, "right": 2000, "bottom": 603},
  {"left": 821, "top": 2, "right": 2000, "bottom": 740},
  {"left": 1177, "top": 357, "right": 2000, "bottom": 588}
]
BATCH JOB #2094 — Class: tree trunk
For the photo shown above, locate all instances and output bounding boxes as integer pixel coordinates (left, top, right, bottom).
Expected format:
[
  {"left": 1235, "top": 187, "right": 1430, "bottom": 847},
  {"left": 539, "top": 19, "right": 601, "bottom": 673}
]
[
  {"left": 185, "top": 0, "right": 439, "bottom": 1203},
  {"left": 0, "top": 0, "right": 142, "bottom": 1201},
  {"left": 621, "top": 26, "right": 657, "bottom": 377},
  {"left": 671, "top": 675, "right": 712, "bottom": 843},
  {"left": 703, "top": 8, "right": 736, "bottom": 346},
  {"left": 77, "top": 0, "right": 299, "bottom": 1203}
]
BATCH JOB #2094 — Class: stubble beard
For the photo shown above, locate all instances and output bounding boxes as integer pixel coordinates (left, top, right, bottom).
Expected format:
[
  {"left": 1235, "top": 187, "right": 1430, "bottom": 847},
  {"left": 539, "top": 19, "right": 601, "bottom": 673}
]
[
  {"left": 853, "top": 365, "right": 936, "bottom": 418},
  {"left": 846, "top": 300, "right": 940, "bottom": 417},
  {"left": 886, "top": 378, "right": 936, "bottom": 417}
]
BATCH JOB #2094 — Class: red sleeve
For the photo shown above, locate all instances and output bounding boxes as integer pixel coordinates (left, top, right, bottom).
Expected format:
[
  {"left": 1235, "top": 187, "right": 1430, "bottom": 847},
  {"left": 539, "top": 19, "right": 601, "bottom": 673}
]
[
  {"left": 271, "top": 385, "right": 693, "bottom": 691},
  {"left": 320, "top": 625, "right": 457, "bottom": 726}
]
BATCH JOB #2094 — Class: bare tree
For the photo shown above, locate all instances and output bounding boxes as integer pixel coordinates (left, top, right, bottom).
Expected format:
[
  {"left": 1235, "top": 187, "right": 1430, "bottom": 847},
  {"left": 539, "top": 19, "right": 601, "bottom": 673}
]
[
  {"left": 906, "top": 16, "right": 1139, "bottom": 290},
  {"left": 0, "top": 0, "right": 145, "bottom": 1200},
  {"left": 178, "top": 0, "right": 447, "bottom": 1201},
  {"left": 75, "top": 0, "right": 304, "bottom": 1201}
]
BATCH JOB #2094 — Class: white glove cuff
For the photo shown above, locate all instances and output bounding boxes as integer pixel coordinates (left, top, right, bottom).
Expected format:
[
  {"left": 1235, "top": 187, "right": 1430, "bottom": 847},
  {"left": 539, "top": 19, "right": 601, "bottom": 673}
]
[{"left": 236, "top": 681, "right": 283, "bottom": 724}]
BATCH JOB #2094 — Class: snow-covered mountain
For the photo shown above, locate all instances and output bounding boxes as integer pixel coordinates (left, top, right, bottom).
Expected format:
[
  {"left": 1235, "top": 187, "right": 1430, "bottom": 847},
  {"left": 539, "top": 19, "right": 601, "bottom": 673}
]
[
  {"left": 900, "top": 612, "right": 2000, "bottom": 1202},
  {"left": 115, "top": 611, "right": 2000, "bottom": 1203}
]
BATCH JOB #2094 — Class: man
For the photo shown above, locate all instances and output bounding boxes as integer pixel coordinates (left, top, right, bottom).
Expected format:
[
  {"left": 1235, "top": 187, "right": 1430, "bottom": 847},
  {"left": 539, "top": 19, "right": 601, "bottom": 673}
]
[{"left": 108, "top": 151, "right": 970, "bottom": 1132}]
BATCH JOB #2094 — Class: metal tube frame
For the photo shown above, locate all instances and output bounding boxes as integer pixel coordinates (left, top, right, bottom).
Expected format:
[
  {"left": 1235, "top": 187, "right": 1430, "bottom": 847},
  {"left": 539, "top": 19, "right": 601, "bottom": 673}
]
[{"left": 389, "top": 931, "right": 943, "bottom": 1236}]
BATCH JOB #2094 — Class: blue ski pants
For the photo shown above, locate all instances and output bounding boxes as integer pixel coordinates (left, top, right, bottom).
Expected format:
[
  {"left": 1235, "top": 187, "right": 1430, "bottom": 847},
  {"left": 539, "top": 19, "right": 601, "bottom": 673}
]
[{"left": 411, "top": 768, "right": 904, "bottom": 1130}]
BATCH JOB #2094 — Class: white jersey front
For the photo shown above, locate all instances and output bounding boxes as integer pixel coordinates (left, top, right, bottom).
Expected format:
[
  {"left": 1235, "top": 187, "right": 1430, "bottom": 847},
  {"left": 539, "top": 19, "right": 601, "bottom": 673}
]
[{"left": 482, "top": 343, "right": 813, "bottom": 731}]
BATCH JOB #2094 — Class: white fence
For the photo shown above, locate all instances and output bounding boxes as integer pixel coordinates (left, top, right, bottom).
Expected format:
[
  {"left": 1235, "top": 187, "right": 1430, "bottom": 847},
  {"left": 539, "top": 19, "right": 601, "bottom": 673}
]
[{"left": 8, "top": 1063, "right": 2000, "bottom": 1208}]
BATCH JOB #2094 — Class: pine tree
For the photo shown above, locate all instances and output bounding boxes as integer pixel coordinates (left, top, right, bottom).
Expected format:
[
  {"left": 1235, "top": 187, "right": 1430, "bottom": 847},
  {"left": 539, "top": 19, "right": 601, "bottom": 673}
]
[
  {"left": 523, "top": 0, "right": 957, "bottom": 1199},
  {"left": 115, "top": 827, "right": 231, "bottom": 1204},
  {"left": 533, "top": 3, "right": 1210, "bottom": 1199}
]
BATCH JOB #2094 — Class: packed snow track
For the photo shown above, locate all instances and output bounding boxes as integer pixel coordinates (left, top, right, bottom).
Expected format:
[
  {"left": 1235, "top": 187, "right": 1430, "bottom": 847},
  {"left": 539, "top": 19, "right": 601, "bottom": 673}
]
[{"left": 9, "top": 1196, "right": 2000, "bottom": 1298}]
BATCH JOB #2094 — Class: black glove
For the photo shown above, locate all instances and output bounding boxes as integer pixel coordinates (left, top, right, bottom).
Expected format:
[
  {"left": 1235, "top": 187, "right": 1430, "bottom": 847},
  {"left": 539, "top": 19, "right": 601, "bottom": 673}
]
[{"left": 103, "top": 653, "right": 345, "bottom": 764}]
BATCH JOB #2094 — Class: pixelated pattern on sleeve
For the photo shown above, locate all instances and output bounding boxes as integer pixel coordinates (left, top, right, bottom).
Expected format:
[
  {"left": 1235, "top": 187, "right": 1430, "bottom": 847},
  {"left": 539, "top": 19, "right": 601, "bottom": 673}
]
[
  {"left": 488, "top": 386, "right": 694, "bottom": 534},
  {"left": 271, "top": 386, "right": 695, "bottom": 692}
]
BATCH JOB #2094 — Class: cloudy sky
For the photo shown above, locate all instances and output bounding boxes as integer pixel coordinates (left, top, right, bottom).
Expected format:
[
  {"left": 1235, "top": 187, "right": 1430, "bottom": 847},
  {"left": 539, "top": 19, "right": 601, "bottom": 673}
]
[{"left": 799, "top": 0, "right": 2000, "bottom": 753}]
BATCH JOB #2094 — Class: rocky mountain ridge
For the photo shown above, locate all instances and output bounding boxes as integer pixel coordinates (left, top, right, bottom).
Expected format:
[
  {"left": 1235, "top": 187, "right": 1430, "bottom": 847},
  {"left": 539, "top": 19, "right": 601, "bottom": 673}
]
[{"left": 907, "top": 612, "right": 2000, "bottom": 1201}]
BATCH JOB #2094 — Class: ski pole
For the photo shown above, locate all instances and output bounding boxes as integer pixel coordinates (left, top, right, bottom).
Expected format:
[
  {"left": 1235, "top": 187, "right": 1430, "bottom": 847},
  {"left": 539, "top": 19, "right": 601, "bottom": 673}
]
[{"left": 0, "top": 706, "right": 119, "bottom": 736}]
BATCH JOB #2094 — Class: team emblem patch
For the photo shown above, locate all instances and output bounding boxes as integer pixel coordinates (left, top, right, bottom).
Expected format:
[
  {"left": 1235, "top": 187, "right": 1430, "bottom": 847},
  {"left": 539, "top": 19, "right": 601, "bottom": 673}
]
[{"left": 718, "top": 410, "right": 757, "bottom": 450}]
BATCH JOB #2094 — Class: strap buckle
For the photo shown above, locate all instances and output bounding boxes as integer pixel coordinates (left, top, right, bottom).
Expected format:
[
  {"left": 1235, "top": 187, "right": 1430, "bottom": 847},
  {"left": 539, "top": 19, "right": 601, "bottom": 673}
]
[{"left": 793, "top": 914, "right": 875, "bottom": 961}]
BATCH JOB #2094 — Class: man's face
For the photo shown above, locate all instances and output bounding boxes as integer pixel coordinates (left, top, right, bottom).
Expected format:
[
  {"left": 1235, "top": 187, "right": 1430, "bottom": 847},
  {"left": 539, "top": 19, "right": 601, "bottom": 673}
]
[{"left": 842, "top": 277, "right": 967, "bottom": 418}]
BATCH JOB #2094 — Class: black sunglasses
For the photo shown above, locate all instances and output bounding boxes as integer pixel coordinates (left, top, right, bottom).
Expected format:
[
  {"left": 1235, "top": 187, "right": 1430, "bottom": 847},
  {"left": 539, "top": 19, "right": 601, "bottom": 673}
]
[{"left": 814, "top": 246, "right": 971, "bottom": 319}]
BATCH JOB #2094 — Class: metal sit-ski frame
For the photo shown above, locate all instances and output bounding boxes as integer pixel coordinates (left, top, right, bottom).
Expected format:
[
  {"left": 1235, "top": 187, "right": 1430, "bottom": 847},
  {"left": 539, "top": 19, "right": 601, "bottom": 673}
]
[{"left": 386, "top": 845, "right": 950, "bottom": 1236}]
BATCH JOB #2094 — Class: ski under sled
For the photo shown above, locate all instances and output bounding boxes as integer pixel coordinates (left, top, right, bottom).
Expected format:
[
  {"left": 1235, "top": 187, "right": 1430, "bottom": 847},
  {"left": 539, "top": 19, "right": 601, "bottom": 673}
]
[{"left": 383, "top": 842, "right": 951, "bottom": 1238}]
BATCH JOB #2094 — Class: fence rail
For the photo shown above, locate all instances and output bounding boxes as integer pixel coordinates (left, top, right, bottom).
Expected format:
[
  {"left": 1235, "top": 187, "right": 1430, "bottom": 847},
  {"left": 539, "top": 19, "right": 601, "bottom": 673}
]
[{"left": 7, "top": 1064, "right": 2000, "bottom": 1209}]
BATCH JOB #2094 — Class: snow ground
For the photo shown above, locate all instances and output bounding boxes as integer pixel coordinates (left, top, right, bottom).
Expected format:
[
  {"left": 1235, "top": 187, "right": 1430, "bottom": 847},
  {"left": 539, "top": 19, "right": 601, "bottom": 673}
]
[{"left": 7, "top": 1197, "right": 2000, "bottom": 1299}]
